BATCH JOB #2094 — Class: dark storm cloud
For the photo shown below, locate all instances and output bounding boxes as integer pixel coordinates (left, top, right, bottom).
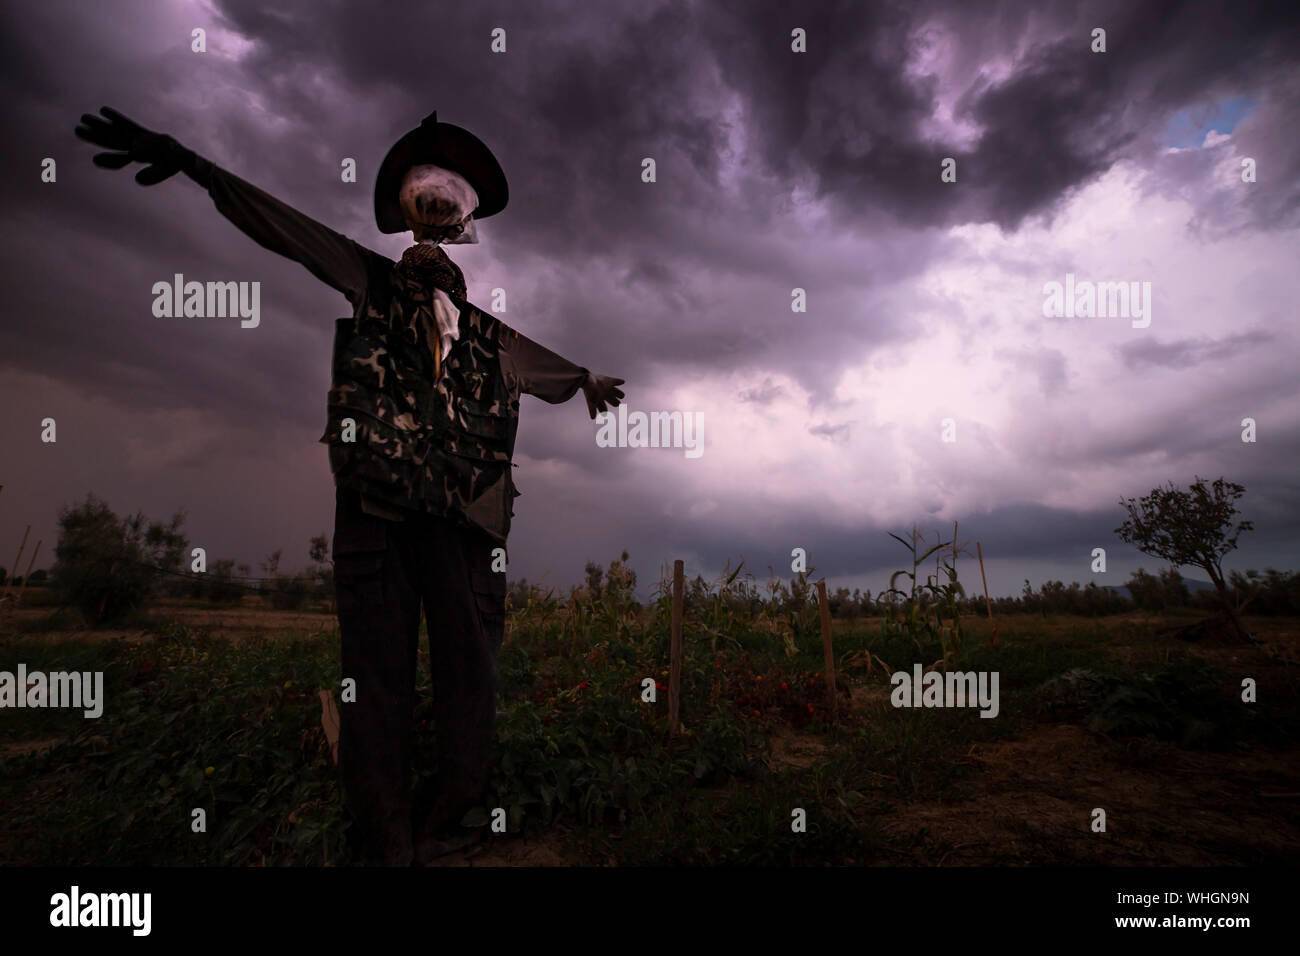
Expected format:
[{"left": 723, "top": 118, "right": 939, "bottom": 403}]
[
  {"left": 1, "top": 0, "right": 1296, "bottom": 594},
  {"left": 694, "top": 0, "right": 1300, "bottom": 231},
  {"left": 1117, "top": 329, "right": 1274, "bottom": 370},
  {"left": 738, "top": 378, "right": 785, "bottom": 404},
  {"left": 808, "top": 422, "right": 851, "bottom": 442},
  {"left": 959, "top": 0, "right": 1300, "bottom": 231},
  {"left": 7, "top": 0, "right": 1291, "bottom": 410},
  {"left": 206, "top": 0, "right": 735, "bottom": 255}
]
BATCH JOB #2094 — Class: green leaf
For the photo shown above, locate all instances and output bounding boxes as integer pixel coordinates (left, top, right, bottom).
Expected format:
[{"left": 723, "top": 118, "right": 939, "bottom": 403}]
[{"left": 917, "top": 542, "right": 946, "bottom": 563}]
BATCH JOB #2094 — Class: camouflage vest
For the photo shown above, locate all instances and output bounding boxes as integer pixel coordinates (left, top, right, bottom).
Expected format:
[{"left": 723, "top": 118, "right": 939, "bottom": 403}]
[{"left": 318, "top": 263, "right": 521, "bottom": 542}]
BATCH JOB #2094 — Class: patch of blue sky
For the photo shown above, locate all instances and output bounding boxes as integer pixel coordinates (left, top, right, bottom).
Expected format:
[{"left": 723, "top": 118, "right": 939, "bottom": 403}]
[{"left": 1164, "top": 95, "right": 1256, "bottom": 148}]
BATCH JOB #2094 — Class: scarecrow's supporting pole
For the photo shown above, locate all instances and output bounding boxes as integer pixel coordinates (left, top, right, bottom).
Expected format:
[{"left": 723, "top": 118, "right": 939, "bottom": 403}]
[
  {"left": 668, "top": 559, "right": 684, "bottom": 737},
  {"left": 15, "top": 540, "right": 41, "bottom": 606},
  {"left": 977, "top": 541, "right": 999, "bottom": 647},
  {"left": 816, "top": 580, "right": 838, "bottom": 722},
  {"left": 7, "top": 525, "right": 31, "bottom": 595},
  {"left": 319, "top": 690, "right": 340, "bottom": 766}
]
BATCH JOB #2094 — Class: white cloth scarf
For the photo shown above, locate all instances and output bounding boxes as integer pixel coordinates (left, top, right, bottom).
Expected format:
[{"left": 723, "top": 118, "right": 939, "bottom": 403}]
[{"left": 429, "top": 282, "right": 460, "bottom": 364}]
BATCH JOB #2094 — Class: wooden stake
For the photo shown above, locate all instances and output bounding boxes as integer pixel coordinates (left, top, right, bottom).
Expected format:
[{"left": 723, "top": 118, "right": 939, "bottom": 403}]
[
  {"left": 668, "top": 559, "right": 684, "bottom": 737},
  {"left": 7, "top": 525, "right": 30, "bottom": 595},
  {"left": 816, "top": 579, "right": 838, "bottom": 721},
  {"left": 14, "top": 540, "right": 41, "bottom": 606},
  {"left": 951, "top": 520, "right": 960, "bottom": 643},
  {"left": 977, "top": 541, "right": 999, "bottom": 647}
]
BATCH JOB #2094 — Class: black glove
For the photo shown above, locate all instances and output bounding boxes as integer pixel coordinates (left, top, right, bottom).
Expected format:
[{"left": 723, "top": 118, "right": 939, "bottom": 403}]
[
  {"left": 74, "top": 106, "right": 208, "bottom": 186},
  {"left": 582, "top": 373, "right": 626, "bottom": 420}
]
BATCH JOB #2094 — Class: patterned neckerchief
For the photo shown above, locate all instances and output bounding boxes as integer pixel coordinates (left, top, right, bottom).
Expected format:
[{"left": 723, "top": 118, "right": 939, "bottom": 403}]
[
  {"left": 398, "top": 242, "right": 466, "bottom": 299},
  {"left": 394, "top": 243, "right": 467, "bottom": 384}
]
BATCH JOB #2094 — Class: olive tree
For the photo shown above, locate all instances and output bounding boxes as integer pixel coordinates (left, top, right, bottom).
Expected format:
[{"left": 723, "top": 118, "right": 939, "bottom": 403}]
[{"left": 1115, "top": 476, "right": 1253, "bottom": 640}]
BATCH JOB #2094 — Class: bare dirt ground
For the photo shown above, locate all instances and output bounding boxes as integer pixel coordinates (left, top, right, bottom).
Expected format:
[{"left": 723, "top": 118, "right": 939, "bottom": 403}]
[
  {"left": 876, "top": 724, "right": 1300, "bottom": 866},
  {"left": 749, "top": 615, "right": 1300, "bottom": 867},
  {"left": 760, "top": 684, "right": 1298, "bottom": 865},
  {"left": 7, "top": 598, "right": 338, "bottom": 645}
]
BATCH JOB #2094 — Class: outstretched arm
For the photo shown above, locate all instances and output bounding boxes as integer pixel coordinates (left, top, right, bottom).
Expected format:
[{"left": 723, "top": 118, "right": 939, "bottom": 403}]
[
  {"left": 496, "top": 322, "right": 625, "bottom": 420},
  {"left": 75, "top": 106, "right": 378, "bottom": 304}
]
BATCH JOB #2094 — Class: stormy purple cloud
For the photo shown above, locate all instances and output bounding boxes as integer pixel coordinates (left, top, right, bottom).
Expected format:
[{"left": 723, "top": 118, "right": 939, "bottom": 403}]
[{"left": 1, "top": 0, "right": 1297, "bottom": 598}]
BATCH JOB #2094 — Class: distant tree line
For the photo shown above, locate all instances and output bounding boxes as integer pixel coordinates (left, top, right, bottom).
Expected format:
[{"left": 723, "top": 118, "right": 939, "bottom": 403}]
[
  {"left": 507, "top": 560, "right": 1300, "bottom": 620},
  {"left": 37, "top": 476, "right": 1296, "bottom": 628},
  {"left": 694, "top": 568, "right": 1297, "bottom": 620},
  {"left": 43, "top": 493, "right": 335, "bottom": 624},
  {"left": 0, "top": 567, "right": 49, "bottom": 587}
]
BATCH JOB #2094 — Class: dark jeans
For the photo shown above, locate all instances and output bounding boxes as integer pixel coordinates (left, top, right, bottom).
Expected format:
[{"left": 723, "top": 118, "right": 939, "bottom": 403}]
[{"left": 332, "top": 486, "right": 506, "bottom": 865}]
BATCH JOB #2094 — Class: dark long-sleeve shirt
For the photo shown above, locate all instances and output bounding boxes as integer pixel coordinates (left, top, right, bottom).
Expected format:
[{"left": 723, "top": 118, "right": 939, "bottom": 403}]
[{"left": 205, "top": 167, "right": 588, "bottom": 402}]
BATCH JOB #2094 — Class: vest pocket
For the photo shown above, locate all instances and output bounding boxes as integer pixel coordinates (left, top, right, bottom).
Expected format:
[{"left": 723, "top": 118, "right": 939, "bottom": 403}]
[
  {"left": 458, "top": 409, "right": 510, "bottom": 440},
  {"left": 443, "top": 441, "right": 510, "bottom": 465}
]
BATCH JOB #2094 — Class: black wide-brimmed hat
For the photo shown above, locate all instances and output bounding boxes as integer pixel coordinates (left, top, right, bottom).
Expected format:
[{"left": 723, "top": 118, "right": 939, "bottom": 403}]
[{"left": 373, "top": 111, "right": 508, "bottom": 233}]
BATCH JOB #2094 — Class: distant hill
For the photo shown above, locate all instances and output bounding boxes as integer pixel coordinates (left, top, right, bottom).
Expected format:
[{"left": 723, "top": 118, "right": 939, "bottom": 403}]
[{"left": 1102, "top": 576, "right": 1216, "bottom": 601}]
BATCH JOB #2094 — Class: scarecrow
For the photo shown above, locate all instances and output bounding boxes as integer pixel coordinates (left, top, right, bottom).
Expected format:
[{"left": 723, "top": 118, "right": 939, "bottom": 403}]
[{"left": 75, "top": 107, "right": 625, "bottom": 865}]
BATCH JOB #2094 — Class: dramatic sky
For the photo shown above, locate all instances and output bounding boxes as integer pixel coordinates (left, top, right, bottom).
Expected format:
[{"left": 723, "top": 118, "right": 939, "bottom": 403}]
[{"left": 1, "top": 0, "right": 1297, "bottom": 599}]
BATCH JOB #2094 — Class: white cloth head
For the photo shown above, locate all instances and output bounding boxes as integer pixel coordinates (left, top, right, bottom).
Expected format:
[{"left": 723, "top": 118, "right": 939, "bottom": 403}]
[{"left": 399, "top": 164, "right": 480, "bottom": 244}]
